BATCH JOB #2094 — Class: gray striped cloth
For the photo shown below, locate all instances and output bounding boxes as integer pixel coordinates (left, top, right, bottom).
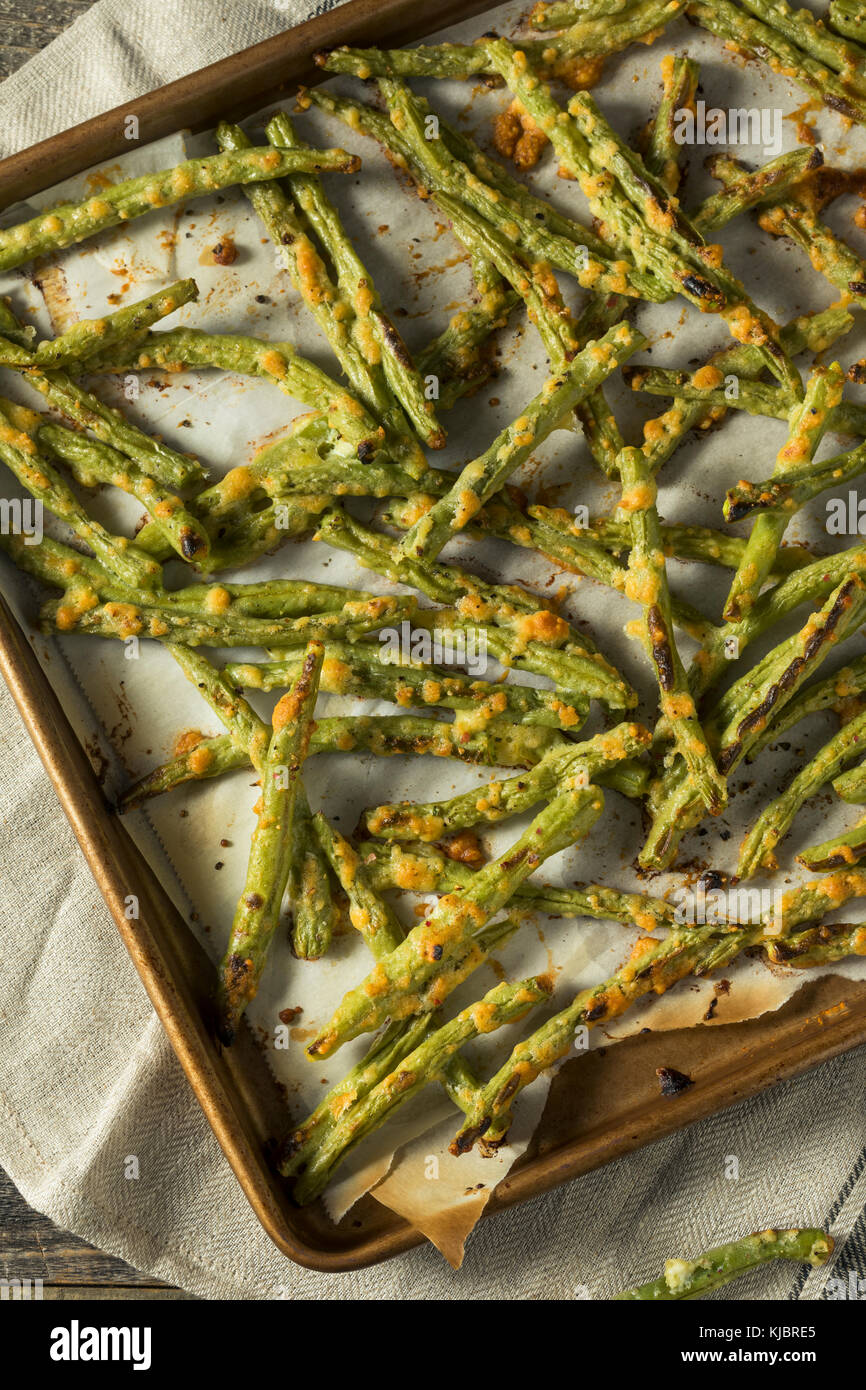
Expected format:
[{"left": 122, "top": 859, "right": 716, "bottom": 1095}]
[{"left": 0, "top": 0, "right": 864, "bottom": 1299}]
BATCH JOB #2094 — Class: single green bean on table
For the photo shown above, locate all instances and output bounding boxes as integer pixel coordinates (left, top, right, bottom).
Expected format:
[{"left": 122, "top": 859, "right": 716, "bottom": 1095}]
[
  {"left": 688, "top": 0, "right": 866, "bottom": 126},
  {"left": 723, "top": 363, "right": 844, "bottom": 625},
  {"left": 116, "top": 710, "right": 569, "bottom": 815},
  {"left": 40, "top": 588, "right": 415, "bottom": 649},
  {"left": 0, "top": 145, "right": 361, "bottom": 273},
  {"left": 529, "top": 0, "right": 632, "bottom": 26},
  {"left": 3, "top": 279, "right": 200, "bottom": 373},
  {"left": 691, "top": 146, "right": 824, "bottom": 236},
  {"left": 398, "top": 322, "right": 645, "bottom": 562},
  {"left": 216, "top": 641, "right": 323, "bottom": 1045},
  {"left": 0, "top": 396, "right": 163, "bottom": 592},
  {"left": 834, "top": 762, "right": 866, "bottom": 802},
  {"left": 306, "top": 782, "right": 605, "bottom": 1059},
  {"left": 724, "top": 437, "right": 866, "bottom": 522},
  {"left": 318, "top": 2, "right": 687, "bottom": 78},
  {"left": 287, "top": 793, "right": 340, "bottom": 961},
  {"left": 614, "top": 1229, "right": 833, "bottom": 1300}
]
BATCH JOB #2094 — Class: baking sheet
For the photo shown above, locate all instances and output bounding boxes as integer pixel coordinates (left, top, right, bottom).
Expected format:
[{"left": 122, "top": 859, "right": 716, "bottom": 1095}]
[{"left": 3, "top": 0, "right": 866, "bottom": 1267}]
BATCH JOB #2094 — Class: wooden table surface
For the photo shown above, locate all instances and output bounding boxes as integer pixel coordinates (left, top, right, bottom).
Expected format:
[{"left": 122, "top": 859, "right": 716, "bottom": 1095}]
[{"left": 0, "top": 0, "right": 190, "bottom": 1301}]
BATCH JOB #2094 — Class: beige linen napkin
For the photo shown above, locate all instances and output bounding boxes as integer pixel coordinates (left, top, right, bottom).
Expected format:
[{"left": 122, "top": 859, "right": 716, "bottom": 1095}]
[{"left": 0, "top": 0, "right": 864, "bottom": 1300}]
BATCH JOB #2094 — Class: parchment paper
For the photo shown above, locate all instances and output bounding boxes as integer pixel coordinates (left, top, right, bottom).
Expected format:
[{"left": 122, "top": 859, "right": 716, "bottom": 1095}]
[{"left": 2, "top": 1, "right": 866, "bottom": 1267}]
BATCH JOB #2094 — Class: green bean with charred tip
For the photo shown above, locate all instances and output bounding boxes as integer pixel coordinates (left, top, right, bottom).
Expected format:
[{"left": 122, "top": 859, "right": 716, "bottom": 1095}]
[
  {"left": 725, "top": 438, "right": 866, "bottom": 523},
  {"left": 688, "top": 0, "right": 866, "bottom": 126},
  {"left": 224, "top": 643, "right": 589, "bottom": 731},
  {"left": 691, "top": 147, "right": 824, "bottom": 236},
  {"left": 488, "top": 42, "right": 798, "bottom": 392},
  {"left": 292, "top": 975, "right": 551, "bottom": 1204},
  {"left": 723, "top": 363, "right": 844, "bottom": 626},
  {"left": 399, "top": 323, "right": 645, "bottom": 562},
  {"left": 217, "top": 642, "right": 323, "bottom": 1045},
  {"left": 565, "top": 81, "right": 801, "bottom": 396},
  {"left": 307, "top": 783, "right": 605, "bottom": 1059},
  {"left": 625, "top": 363, "right": 866, "bottom": 434},
  {"left": 0, "top": 146, "right": 360, "bottom": 275},
  {"left": 737, "top": 705, "right": 866, "bottom": 877},
  {"left": 617, "top": 444, "right": 725, "bottom": 813},
  {"left": 38, "top": 422, "right": 210, "bottom": 565},
  {"left": 798, "top": 814, "right": 866, "bottom": 870},
  {"left": 362, "top": 722, "right": 649, "bottom": 841},
  {"left": 644, "top": 55, "right": 700, "bottom": 195},
  {"left": 614, "top": 1229, "right": 834, "bottom": 1300},
  {"left": 0, "top": 397, "right": 162, "bottom": 591}
]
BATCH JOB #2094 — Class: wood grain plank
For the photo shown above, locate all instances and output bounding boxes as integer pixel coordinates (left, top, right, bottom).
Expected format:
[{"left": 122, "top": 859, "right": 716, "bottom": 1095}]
[{"left": 0, "top": 1167, "right": 181, "bottom": 1292}]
